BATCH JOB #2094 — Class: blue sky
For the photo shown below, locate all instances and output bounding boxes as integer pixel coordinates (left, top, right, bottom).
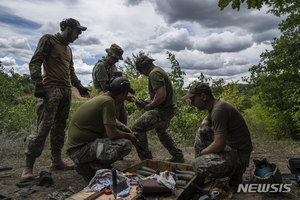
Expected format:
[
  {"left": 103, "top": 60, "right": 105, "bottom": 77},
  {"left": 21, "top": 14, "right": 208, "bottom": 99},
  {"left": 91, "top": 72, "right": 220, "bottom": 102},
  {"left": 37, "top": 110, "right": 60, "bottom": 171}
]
[{"left": 0, "top": 0, "right": 283, "bottom": 86}]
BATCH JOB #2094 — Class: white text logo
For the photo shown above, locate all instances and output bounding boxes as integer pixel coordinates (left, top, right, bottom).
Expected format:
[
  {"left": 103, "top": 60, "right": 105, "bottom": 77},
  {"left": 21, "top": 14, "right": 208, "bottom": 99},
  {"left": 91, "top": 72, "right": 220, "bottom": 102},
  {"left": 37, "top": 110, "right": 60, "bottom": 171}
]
[{"left": 237, "top": 184, "right": 292, "bottom": 193}]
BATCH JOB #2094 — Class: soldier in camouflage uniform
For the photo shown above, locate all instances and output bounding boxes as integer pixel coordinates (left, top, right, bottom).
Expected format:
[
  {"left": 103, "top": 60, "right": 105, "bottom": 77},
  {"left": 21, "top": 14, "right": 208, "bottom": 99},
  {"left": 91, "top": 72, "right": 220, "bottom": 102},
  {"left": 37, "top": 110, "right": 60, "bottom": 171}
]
[
  {"left": 92, "top": 44, "right": 132, "bottom": 125},
  {"left": 182, "top": 82, "right": 253, "bottom": 187},
  {"left": 133, "top": 55, "right": 184, "bottom": 163},
  {"left": 66, "top": 77, "right": 137, "bottom": 182},
  {"left": 21, "top": 18, "right": 90, "bottom": 180}
]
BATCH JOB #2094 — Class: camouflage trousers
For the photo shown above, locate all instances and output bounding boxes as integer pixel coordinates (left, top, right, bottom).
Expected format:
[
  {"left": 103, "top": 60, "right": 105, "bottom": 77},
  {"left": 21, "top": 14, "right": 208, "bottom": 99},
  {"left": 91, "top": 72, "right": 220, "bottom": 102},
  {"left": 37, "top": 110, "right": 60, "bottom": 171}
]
[
  {"left": 132, "top": 109, "right": 183, "bottom": 160},
  {"left": 193, "top": 124, "right": 251, "bottom": 186},
  {"left": 25, "top": 86, "right": 71, "bottom": 159},
  {"left": 67, "top": 138, "right": 132, "bottom": 181}
]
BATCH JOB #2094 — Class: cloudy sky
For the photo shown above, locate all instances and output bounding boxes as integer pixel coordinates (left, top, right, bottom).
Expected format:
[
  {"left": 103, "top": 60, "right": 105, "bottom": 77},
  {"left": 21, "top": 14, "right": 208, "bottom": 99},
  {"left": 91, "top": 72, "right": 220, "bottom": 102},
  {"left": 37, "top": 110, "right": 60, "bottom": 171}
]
[{"left": 0, "top": 0, "right": 283, "bottom": 86}]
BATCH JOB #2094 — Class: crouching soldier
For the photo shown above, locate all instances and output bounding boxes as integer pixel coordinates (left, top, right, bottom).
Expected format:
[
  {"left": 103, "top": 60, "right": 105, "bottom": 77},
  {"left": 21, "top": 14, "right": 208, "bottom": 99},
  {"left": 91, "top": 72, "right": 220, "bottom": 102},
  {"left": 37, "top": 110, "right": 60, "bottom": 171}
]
[
  {"left": 182, "top": 82, "right": 253, "bottom": 187},
  {"left": 66, "top": 77, "right": 137, "bottom": 182}
]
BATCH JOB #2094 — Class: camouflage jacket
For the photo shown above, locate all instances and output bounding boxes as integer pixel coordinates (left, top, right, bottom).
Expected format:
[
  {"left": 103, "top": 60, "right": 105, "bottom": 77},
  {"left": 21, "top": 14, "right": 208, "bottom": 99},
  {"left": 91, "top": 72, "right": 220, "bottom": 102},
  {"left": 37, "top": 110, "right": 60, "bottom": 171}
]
[{"left": 29, "top": 33, "right": 82, "bottom": 88}]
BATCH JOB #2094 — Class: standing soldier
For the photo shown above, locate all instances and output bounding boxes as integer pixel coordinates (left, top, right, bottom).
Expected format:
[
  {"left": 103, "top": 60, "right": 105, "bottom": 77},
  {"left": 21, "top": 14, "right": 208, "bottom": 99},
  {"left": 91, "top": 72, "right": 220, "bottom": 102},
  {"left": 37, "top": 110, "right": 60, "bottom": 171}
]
[
  {"left": 92, "top": 44, "right": 131, "bottom": 124},
  {"left": 133, "top": 55, "right": 184, "bottom": 163},
  {"left": 21, "top": 18, "right": 90, "bottom": 180}
]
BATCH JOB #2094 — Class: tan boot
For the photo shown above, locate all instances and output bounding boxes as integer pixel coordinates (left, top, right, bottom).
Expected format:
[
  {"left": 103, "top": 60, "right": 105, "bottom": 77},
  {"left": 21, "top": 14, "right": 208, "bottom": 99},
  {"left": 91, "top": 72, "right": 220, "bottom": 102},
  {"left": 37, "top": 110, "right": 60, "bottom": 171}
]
[
  {"left": 50, "top": 157, "right": 74, "bottom": 171},
  {"left": 21, "top": 156, "right": 35, "bottom": 180}
]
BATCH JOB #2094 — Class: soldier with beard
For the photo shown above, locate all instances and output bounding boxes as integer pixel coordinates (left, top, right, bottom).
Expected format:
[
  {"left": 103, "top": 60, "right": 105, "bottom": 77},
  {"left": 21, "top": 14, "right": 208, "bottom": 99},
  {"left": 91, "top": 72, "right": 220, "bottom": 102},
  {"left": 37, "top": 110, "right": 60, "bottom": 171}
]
[{"left": 21, "top": 18, "right": 90, "bottom": 180}]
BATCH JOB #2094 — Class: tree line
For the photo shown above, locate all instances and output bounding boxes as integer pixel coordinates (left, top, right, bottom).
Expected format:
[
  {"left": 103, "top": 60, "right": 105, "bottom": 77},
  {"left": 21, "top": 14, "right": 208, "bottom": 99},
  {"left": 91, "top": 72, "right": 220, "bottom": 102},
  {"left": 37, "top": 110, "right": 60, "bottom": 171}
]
[{"left": 0, "top": 0, "right": 298, "bottom": 140}]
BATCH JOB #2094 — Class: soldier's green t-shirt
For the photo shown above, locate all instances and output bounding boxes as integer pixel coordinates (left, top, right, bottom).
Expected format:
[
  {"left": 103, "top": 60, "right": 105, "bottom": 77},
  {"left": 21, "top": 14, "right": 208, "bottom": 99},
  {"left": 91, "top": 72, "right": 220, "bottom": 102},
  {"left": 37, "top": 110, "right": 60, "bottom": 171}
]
[
  {"left": 148, "top": 66, "right": 176, "bottom": 111},
  {"left": 208, "top": 99, "right": 253, "bottom": 154},
  {"left": 66, "top": 94, "right": 116, "bottom": 150},
  {"left": 92, "top": 57, "right": 118, "bottom": 89}
]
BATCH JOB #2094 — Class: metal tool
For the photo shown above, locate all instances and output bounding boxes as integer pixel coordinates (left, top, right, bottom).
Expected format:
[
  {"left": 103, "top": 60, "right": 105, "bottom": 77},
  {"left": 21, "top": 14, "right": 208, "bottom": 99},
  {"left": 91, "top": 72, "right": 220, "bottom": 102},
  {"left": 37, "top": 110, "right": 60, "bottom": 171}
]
[{"left": 112, "top": 168, "right": 117, "bottom": 199}]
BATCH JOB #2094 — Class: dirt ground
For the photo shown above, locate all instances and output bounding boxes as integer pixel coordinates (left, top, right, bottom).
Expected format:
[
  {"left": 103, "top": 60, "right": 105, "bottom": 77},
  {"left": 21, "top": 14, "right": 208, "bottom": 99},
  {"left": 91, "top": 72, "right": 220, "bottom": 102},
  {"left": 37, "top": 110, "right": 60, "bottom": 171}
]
[{"left": 0, "top": 138, "right": 300, "bottom": 200}]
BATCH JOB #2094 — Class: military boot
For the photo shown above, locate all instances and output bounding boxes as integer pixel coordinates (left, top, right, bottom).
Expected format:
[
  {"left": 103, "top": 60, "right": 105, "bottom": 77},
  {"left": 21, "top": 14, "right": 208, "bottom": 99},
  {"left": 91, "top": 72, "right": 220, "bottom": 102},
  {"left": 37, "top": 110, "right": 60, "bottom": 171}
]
[
  {"left": 168, "top": 154, "right": 185, "bottom": 163},
  {"left": 50, "top": 156, "right": 74, "bottom": 171},
  {"left": 157, "top": 132, "right": 184, "bottom": 163},
  {"left": 75, "top": 163, "right": 95, "bottom": 183},
  {"left": 21, "top": 156, "right": 36, "bottom": 180}
]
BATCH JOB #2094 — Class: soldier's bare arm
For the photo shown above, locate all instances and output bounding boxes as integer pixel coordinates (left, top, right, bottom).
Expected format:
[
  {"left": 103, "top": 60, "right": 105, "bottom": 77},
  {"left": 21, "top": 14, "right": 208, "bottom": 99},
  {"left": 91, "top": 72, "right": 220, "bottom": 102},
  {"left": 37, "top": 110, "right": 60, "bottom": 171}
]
[
  {"left": 200, "top": 133, "right": 227, "bottom": 155},
  {"left": 104, "top": 124, "right": 137, "bottom": 143},
  {"left": 149, "top": 85, "right": 166, "bottom": 107}
]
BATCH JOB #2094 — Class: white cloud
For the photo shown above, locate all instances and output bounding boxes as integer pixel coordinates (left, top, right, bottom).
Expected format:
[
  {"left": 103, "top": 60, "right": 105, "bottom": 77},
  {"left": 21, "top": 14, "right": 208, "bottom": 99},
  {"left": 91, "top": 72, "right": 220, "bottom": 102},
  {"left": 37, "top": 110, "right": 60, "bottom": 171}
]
[
  {"left": 1, "top": 56, "right": 17, "bottom": 66},
  {"left": 0, "top": 0, "right": 283, "bottom": 86}
]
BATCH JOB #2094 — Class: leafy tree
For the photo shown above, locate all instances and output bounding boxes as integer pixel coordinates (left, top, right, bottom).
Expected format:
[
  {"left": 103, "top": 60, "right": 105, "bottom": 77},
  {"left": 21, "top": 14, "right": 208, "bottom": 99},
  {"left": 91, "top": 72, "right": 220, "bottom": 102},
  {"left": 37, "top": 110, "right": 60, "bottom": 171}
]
[
  {"left": 219, "top": 0, "right": 300, "bottom": 138},
  {"left": 167, "top": 51, "right": 186, "bottom": 92},
  {"left": 0, "top": 66, "right": 36, "bottom": 133},
  {"left": 219, "top": 81, "right": 252, "bottom": 112}
]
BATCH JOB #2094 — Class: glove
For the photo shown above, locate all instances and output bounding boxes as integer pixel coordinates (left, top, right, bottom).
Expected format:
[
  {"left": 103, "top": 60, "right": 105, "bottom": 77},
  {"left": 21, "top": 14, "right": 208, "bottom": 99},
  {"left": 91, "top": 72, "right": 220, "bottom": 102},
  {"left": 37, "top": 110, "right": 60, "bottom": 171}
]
[
  {"left": 34, "top": 83, "right": 46, "bottom": 98},
  {"left": 144, "top": 104, "right": 154, "bottom": 111},
  {"left": 135, "top": 99, "right": 147, "bottom": 109},
  {"left": 77, "top": 86, "right": 90, "bottom": 97}
]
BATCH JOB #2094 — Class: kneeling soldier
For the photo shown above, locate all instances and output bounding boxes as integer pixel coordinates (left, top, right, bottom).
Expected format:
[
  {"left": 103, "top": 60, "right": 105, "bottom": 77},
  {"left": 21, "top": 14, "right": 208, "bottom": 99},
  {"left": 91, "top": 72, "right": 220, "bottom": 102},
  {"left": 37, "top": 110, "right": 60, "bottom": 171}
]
[{"left": 66, "top": 77, "right": 137, "bottom": 182}]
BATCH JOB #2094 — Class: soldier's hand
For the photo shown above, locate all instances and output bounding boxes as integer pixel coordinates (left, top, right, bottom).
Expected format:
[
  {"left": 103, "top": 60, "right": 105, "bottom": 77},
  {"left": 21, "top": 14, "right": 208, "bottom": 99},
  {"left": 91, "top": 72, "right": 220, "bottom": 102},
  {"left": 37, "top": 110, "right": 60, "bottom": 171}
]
[
  {"left": 34, "top": 83, "right": 46, "bottom": 98},
  {"left": 144, "top": 103, "right": 154, "bottom": 111},
  {"left": 78, "top": 86, "right": 90, "bottom": 97},
  {"left": 127, "top": 94, "right": 135, "bottom": 102},
  {"left": 128, "top": 133, "right": 138, "bottom": 144},
  {"left": 135, "top": 99, "right": 147, "bottom": 109}
]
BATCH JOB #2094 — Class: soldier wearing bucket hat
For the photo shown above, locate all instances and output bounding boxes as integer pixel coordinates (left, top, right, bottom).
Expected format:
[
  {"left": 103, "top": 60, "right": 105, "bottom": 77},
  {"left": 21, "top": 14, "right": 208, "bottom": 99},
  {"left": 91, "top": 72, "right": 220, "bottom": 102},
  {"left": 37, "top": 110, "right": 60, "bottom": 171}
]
[
  {"left": 92, "top": 43, "right": 133, "bottom": 125},
  {"left": 183, "top": 81, "right": 253, "bottom": 188},
  {"left": 66, "top": 77, "right": 137, "bottom": 182}
]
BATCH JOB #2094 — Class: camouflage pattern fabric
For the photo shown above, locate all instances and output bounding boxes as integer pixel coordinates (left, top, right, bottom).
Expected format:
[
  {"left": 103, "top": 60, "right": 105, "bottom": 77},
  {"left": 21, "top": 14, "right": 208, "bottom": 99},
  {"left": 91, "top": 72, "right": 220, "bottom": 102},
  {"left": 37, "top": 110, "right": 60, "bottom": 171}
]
[
  {"left": 92, "top": 57, "right": 119, "bottom": 89},
  {"left": 250, "top": 158, "right": 282, "bottom": 184},
  {"left": 132, "top": 109, "right": 183, "bottom": 160},
  {"left": 67, "top": 138, "right": 131, "bottom": 181},
  {"left": 29, "top": 33, "right": 82, "bottom": 88},
  {"left": 194, "top": 124, "right": 214, "bottom": 158},
  {"left": 25, "top": 86, "right": 71, "bottom": 159},
  {"left": 193, "top": 124, "right": 250, "bottom": 186},
  {"left": 67, "top": 138, "right": 132, "bottom": 164}
]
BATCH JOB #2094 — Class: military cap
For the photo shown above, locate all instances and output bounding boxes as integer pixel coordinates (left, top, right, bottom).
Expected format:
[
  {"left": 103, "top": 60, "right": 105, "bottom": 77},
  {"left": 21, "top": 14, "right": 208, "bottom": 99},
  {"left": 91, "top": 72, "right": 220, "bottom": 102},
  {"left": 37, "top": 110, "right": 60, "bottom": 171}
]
[
  {"left": 181, "top": 82, "right": 211, "bottom": 99},
  {"left": 60, "top": 18, "right": 87, "bottom": 31},
  {"left": 107, "top": 77, "right": 134, "bottom": 94}
]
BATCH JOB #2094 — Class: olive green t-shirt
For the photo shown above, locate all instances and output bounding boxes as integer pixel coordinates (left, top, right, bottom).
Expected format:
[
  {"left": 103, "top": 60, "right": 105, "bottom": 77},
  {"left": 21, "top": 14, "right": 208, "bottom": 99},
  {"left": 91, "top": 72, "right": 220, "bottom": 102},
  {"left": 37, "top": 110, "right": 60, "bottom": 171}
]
[
  {"left": 208, "top": 99, "right": 253, "bottom": 154},
  {"left": 66, "top": 94, "right": 116, "bottom": 150},
  {"left": 92, "top": 57, "right": 118, "bottom": 89},
  {"left": 148, "top": 66, "right": 176, "bottom": 111}
]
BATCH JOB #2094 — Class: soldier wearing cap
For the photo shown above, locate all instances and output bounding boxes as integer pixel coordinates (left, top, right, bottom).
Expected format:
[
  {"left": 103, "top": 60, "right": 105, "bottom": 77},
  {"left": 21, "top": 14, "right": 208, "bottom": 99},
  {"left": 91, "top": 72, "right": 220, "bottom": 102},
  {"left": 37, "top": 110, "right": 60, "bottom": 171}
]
[
  {"left": 21, "top": 18, "right": 90, "bottom": 180},
  {"left": 92, "top": 44, "right": 132, "bottom": 125},
  {"left": 132, "top": 55, "right": 184, "bottom": 163},
  {"left": 66, "top": 77, "right": 137, "bottom": 182},
  {"left": 182, "top": 82, "right": 253, "bottom": 187}
]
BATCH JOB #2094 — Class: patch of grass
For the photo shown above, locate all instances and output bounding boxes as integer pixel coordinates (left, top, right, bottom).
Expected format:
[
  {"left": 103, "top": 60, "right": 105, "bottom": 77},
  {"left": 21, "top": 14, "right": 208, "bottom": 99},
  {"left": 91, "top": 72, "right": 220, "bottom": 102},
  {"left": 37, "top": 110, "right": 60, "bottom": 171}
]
[{"left": 0, "top": 130, "right": 27, "bottom": 163}]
